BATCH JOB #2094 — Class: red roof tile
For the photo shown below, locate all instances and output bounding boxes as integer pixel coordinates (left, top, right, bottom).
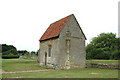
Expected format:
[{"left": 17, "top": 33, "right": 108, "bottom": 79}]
[{"left": 40, "top": 14, "right": 72, "bottom": 41}]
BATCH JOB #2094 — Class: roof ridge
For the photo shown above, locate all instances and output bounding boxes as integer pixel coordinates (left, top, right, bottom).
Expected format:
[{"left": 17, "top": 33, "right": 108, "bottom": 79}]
[
  {"left": 50, "top": 14, "right": 73, "bottom": 25},
  {"left": 40, "top": 14, "right": 73, "bottom": 41}
]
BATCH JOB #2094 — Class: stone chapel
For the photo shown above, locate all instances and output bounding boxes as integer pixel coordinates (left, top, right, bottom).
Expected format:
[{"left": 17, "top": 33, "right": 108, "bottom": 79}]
[{"left": 38, "top": 14, "right": 86, "bottom": 69}]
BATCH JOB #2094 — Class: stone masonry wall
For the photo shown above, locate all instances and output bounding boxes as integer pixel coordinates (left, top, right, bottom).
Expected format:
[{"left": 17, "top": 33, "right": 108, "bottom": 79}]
[
  {"left": 38, "top": 38, "right": 59, "bottom": 69},
  {"left": 86, "top": 63, "right": 120, "bottom": 69},
  {"left": 58, "top": 15, "right": 86, "bottom": 69},
  {"left": 19, "top": 55, "right": 37, "bottom": 59}
]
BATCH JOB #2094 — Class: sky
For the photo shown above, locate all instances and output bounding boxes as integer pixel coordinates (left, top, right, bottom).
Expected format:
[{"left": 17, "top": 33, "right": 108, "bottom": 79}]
[
  {"left": 119, "top": 1, "right": 120, "bottom": 37},
  {"left": 0, "top": 0, "right": 119, "bottom": 52}
]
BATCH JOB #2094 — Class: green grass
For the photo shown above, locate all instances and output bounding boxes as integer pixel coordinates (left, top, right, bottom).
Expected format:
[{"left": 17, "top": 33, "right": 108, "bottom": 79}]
[
  {"left": 86, "top": 60, "right": 118, "bottom": 65},
  {"left": 2, "top": 68, "right": 118, "bottom": 78},
  {"left": 2, "top": 59, "right": 119, "bottom": 78},
  {"left": 2, "top": 59, "right": 47, "bottom": 72}
]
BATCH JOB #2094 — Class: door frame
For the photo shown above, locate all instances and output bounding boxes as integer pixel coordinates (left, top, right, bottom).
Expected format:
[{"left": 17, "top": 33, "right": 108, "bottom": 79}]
[{"left": 45, "top": 52, "right": 47, "bottom": 66}]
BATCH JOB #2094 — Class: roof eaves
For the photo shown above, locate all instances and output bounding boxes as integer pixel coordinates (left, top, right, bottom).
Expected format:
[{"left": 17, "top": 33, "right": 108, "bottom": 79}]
[{"left": 40, "top": 35, "right": 59, "bottom": 42}]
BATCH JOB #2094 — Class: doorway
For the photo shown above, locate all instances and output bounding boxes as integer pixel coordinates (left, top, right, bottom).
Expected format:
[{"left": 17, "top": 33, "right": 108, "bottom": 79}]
[{"left": 45, "top": 52, "right": 47, "bottom": 66}]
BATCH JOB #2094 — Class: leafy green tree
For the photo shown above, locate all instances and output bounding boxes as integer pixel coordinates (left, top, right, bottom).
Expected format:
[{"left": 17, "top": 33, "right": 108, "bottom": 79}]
[
  {"left": 30, "top": 52, "right": 35, "bottom": 55},
  {"left": 25, "top": 52, "right": 29, "bottom": 55},
  {"left": 86, "top": 33, "right": 120, "bottom": 60},
  {"left": 10, "top": 49, "right": 18, "bottom": 55},
  {"left": 9, "top": 53, "right": 14, "bottom": 55},
  {"left": 110, "top": 49, "right": 119, "bottom": 60},
  {"left": 1, "top": 44, "right": 18, "bottom": 56},
  {"left": 17, "top": 50, "right": 28, "bottom": 55},
  {"left": 36, "top": 50, "right": 39, "bottom": 56},
  {"left": 2, "top": 44, "right": 17, "bottom": 52},
  {"left": 2, "top": 49, "right": 18, "bottom": 55}
]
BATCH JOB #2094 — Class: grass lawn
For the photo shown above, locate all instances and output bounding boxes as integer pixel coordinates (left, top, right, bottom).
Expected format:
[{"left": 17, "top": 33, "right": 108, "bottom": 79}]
[
  {"left": 2, "top": 59, "right": 119, "bottom": 78},
  {"left": 2, "top": 59, "right": 47, "bottom": 72},
  {"left": 2, "top": 68, "right": 118, "bottom": 78},
  {"left": 86, "top": 60, "right": 119, "bottom": 65}
]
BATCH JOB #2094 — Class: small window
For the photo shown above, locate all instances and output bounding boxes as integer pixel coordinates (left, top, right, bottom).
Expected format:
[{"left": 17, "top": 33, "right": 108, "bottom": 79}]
[{"left": 48, "top": 45, "right": 51, "bottom": 57}]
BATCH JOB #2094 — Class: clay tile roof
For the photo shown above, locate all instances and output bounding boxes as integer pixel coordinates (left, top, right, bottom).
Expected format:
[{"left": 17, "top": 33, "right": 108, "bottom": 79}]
[{"left": 40, "top": 14, "right": 72, "bottom": 41}]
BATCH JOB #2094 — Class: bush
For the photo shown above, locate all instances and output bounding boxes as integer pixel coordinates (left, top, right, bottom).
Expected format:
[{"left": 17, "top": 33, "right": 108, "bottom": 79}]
[
  {"left": 25, "top": 52, "right": 29, "bottom": 55},
  {"left": 86, "top": 33, "right": 120, "bottom": 60},
  {"left": 110, "top": 50, "right": 120, "bottom": 60},
  {"left": 2, "top": 49, "right": 18, "bottom": 55},
  {"left": 2, "top": 55, "right": 19, "bottom": 59}
]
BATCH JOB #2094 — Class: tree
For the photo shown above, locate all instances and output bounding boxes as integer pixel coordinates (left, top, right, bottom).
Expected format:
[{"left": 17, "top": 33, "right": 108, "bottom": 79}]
[
  {"left": 1, "top": 44, "right": 18, "bottom": 55},
  {"left": 30, "top": 52, "right": 35, "bottom": 55},
  {"left": 2, "top": 49, "right": 18, "bottom": 55},
  {"left": 36, "top": 50, "right": 39, "bottom": 56},
  {"left": 86, "top": 33, "right": 120, "bottom": 60},
  {"left": 25, "top": 52, "right": 29, "bottom": 55},
  {"left": 17, "top": 50, "right": 28, "bottom": 55},
  {"left": 2, "top": 44, "right": 17, "bottom": 52}
]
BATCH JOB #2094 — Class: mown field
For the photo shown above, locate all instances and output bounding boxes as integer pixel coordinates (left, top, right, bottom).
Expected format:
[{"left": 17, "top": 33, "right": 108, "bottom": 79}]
[
  {"left": 2, "top": 59, "right": 119, "bottom": 78},
  {"left": 86, "top": 60, "right": 118, "bottom": 65},
  {"left": 2, "top": 59, "right": 47, "bottom": 72}
]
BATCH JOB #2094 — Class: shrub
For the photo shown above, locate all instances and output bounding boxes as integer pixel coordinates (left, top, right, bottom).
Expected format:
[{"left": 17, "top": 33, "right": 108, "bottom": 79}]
[
  {"left": 110, "top": 49, "right": 120, "bottom": 60},
  {"left": 2, "top": 55, "right": 19, "bottom": 59},
  {"left": 25, "top": 52, "right": 29, "bottom": 55}
]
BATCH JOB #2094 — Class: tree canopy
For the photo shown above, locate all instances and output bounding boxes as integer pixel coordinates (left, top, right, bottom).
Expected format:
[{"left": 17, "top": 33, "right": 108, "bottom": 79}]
[
  {"left": 1, "top": 44, "right": 38, "bottom": 59},
  {"left": 1, "top": 44, "right": 18, "bottom": 55},
  {"left": 17, "top": 50, "right": 29, "bottom": 55},
  {"left": 2, "top": 44, "right": 17, "bottom": 52},
  {"left": 86, "top": 33, "right": 120, "bottom": 60}
]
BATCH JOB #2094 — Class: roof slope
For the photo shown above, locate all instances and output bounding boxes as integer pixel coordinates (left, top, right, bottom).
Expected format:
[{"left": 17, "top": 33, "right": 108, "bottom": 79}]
[{"left": 40, "top": 14, "right": 72, "bottom": 41}]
